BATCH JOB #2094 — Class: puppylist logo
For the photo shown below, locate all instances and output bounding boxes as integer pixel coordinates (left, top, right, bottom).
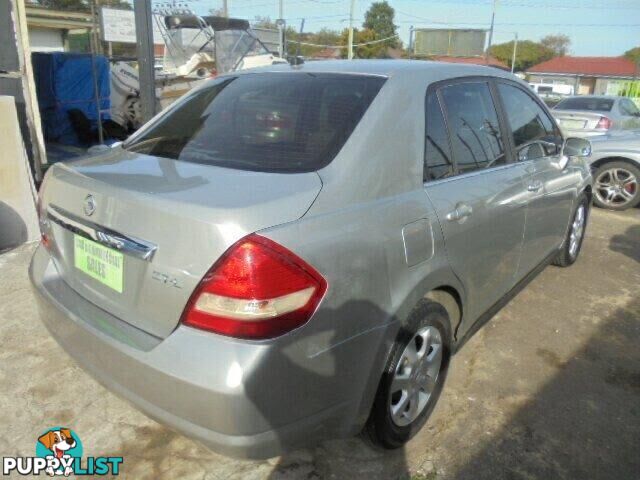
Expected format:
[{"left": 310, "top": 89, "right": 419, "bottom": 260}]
[{"left": 3, "top": 427, "right": 123, "bottom": 476}]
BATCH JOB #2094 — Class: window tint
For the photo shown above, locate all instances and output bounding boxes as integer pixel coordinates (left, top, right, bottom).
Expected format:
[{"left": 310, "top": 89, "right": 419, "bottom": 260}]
[
  {"left": 555, "top": 97, "right": 614, "bottom": 112},
  {"left": 440, "top": 82, "right": 506, "bottom": 174},
  {"left": 424, "top": 91, "right": 454, "bottom": 181},
  {"left": 498, "top": 83, "right": 562, "bottom": 162},
  {"left": 125, "top": 73, "right": 385, "bottom": 173}
]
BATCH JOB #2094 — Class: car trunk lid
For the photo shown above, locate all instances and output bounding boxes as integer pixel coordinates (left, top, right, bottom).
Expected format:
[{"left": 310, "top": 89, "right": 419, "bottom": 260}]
[
  {"left": 553, "top": 109, "right": 609, "bottom": 131},
  {"left": 41, "top": 150, "right": 322, "bottom": 339}
]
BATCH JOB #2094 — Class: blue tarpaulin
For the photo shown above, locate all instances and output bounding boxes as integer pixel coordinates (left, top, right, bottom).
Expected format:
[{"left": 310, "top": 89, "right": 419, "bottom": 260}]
[{"left": 32, "top": 52, "right": 111, "bottom": 147}]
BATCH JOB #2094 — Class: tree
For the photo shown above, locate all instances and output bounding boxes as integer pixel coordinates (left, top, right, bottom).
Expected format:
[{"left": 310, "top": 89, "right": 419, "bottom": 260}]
[
  {"left": 338, "top": 28, "right": 390, "bottom": 59},
  {"left": 540, "top": 34, "right": 571, "bottom": 57},
  {"left": 490, "top": 40, "right": 554, "bottom": 72},
  {"left": 624, "top": 46, "right": 640, "bottom": 65},
  {"left": 362, "top": 1, "right": 398, "bottom": 48}
]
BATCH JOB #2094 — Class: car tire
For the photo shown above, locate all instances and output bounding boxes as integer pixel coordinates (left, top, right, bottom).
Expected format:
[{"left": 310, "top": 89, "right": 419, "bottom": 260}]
[
  {"left": 553, "top": 194, "right": 589, "bottom": 268},
  {"left": 364, "top": 299, "right": 451, "bottom": 449},
  {"left": 593, "top": 161, "right": 640, "bottom": 211}
]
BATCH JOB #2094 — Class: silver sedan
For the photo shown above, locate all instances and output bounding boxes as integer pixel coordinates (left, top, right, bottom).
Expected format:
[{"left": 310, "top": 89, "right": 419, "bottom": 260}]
[
  {"left": 552, "top": 95, "right": 640, "bottom": 138},
  {"left": 30, "top": 60, "right": 592, "bottom": 459}
]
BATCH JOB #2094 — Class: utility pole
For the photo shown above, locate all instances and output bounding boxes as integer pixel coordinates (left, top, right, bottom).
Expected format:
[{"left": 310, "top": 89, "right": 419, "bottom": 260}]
[
  {"left": 277, "top": 0, "right": 284, "bottom": 56},
  {"left": 511, "top": 32, "right": 518, "bottom": 73},
  {"left": 348, "top": 0, "right": 356, "bottom": 60},
  {"left": 134, "top": 0, "right": 156, "bottom": 123},
  {"left": 408, "top": 26, "right": 414, "bottom": 58},
  {"left": 486, "top": 0, "right": 497, "bottom": 61},
  {"left": 223, "top": 0, "right": 228, "bottom": 17}
]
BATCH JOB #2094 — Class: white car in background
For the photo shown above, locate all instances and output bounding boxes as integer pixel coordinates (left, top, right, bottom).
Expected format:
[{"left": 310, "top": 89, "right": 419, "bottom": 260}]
[{"left": 529, "top": 83, "right": 574, "bottom": 108}]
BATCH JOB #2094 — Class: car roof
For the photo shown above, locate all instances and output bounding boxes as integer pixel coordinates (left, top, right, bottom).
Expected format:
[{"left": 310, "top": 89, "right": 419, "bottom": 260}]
[{"left": 232, "top": 59, "right": 515, "bottom": 80}]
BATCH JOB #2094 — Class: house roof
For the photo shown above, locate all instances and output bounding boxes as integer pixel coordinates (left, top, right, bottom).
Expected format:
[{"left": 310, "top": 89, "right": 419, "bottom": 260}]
[
  {"left": 429, "top": 55, "right": 510, "bottom": 71},
  {"left": 527, "top": 56, "right": 638, "bottom": 78}
]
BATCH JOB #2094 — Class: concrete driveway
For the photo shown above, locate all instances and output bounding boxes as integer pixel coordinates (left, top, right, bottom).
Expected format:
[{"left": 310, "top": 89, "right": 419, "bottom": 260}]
[{"left": 1, "top": 207, "right": 638, "bottom": 480}]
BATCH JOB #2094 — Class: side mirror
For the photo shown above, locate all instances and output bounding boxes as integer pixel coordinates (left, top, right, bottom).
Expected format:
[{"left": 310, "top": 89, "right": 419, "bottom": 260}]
[{"left": 562, "top": 137, "right": 592, "bottom": 157}]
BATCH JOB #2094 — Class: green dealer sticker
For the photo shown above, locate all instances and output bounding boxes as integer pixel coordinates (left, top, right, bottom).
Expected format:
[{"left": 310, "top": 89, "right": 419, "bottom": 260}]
[{"left": 74, "top": 234, "right": 124, "bottom": 293}]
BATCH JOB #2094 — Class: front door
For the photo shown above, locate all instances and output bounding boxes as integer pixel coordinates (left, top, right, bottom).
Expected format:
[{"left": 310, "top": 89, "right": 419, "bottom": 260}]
[
  {"left": 495, "top": 81, "right": 577, "bottom": 278},
  {"left": 423, "top": 81, "right": 528, "bottom": 330}
]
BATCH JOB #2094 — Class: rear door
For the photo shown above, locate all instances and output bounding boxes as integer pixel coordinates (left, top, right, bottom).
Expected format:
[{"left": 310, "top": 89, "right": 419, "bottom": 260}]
[
  {"left": 424, "top": 79, "right": 529, "bottom": 327},
  {"left": 495, "top": 81, "right": 576, "bottom": 278}
]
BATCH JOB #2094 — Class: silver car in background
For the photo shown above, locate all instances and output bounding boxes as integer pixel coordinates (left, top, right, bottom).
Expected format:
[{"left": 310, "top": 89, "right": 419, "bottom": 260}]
[
  {"left": 585, "top": 131, "right": 640, "bottom": 210},
  {"left": 30, "top": 61, "right": 593, "bottom": 459},
  {"left": 552, "top": 95, "right": 640, "bottom": 137}
]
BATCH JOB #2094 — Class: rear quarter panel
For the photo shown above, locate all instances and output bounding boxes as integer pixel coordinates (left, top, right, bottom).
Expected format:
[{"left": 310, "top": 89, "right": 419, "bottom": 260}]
[{"left": 253, "top": 71, "right": 468, "bottom": 434}]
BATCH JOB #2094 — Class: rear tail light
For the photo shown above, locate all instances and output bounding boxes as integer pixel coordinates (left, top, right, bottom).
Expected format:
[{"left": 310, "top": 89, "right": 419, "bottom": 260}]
[
  {"left": 596, "top": 116, "right": 612, "bottom": 130},
  {"left": 181, "top": 234, "right": 327, "bottom": 339}
]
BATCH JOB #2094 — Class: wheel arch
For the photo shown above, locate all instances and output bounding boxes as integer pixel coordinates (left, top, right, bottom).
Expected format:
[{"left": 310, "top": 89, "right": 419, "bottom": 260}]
[
  {"left": 590, "top": 156, "right": 639, "bottom": 172},
  {"left": 353, "top": 279, "right": 465, "bottom": 431},
  {"left": 424, "top": 286, "right": 463, "bottom": 342}
]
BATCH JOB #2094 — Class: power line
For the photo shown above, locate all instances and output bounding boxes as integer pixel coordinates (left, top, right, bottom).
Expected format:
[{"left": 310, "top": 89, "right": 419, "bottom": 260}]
[
  {"left": 287, "top": 33, "right": 399, "bottom": 48},
  {"left": 399, "top": 0, "right": 640, "bottom": 8},
  {"left": 230, "top": 0, "right": 341, "bottom": 10},
  {"left": 393, "top": 10, "right": 640, "bottom": 28},
  {"left": 229, "top": 0, "right": 340, "bottom": 7}
]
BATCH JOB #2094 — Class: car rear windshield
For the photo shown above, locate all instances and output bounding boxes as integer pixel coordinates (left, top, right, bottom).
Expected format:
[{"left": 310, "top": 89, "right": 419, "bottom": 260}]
[
  {"left": 555, "top": 97, "right": 614, "bottom": 112},
  {"left": 124, "top": 73, "right": 386, "bottom": 173}
]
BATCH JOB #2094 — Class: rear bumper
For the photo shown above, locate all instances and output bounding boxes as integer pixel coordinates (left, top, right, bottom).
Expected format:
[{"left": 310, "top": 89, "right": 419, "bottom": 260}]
[
  {"left": 29, "top": 246, "right": 363, "bottom": 459},
  {"left": 559, "top": 129, "right": 609, "bottom": 138}
]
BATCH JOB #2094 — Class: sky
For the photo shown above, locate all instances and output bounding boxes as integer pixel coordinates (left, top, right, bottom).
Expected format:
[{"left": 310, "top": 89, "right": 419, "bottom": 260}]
[{"left": 184, "top": 0, "right": 640, "bottom": 56}]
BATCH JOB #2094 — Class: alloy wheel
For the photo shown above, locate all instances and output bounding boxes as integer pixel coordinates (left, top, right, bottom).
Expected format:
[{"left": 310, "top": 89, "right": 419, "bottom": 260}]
[
  {"left": 595, "top": 167, "right": 638, "bottom": 208},
  {"left": 389, "top": 326, "right": 443, "bottom": 427},
  {"left": 569, "top": 204, "right": 585, "bottom": 259}
]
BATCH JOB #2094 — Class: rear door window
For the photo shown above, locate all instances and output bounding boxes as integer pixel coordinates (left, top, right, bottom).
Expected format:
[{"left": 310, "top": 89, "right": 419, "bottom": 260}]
[
  {"left": 555, "top": 97, "right": 614, "bottom": 112},
  {"left": 497, "top": 83, "right": 562, "bottom": 162},
  {"left": 125, "top": 73, "right": 386, "bottom": 173},
  {"left": 439, "top": 82, "right": 506, "bottom": 174},
  {"left": 424, "top": 91, "right": 455, "bottom": 181}
]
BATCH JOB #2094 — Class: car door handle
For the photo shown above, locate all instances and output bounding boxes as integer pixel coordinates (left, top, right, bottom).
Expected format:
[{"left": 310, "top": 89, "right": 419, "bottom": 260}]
[
  {"left": 527, "top": 181, "right": 543, "bottom": 192},
  {"left": 446, "top": 203, "right": 473, "bottom": 222}
]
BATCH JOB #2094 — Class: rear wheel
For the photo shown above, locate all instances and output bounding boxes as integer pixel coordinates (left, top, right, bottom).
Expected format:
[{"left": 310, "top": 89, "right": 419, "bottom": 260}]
[
  {"left": 593, "top": 161, "right": 640, "bottom": 211},
  {"left": 553, "top": 195, "right": 589, "bottom": 267},
  {"left": 365, "top": 300, "right": 451, "bottom": 449}
]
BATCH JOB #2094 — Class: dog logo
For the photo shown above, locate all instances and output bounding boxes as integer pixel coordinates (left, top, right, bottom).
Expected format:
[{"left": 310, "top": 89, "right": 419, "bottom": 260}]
[
  {"left": 36, "top": 427, "right": 82, "bottom": 477},
  {"left": 2, "top": 427, "right": 122, "bottom": 476}
]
